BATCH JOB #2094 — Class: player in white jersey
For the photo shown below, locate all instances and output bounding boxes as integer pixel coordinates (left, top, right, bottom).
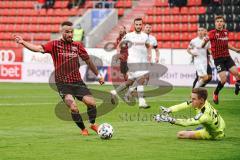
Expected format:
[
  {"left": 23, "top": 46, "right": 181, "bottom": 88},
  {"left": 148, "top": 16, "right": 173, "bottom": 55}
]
[
  {"left": 187, "top": 27, "right": 212, "bottom": 88},
  {"left": 124, "top": 23, "right": 160, "bottom": 101},
  {"left": 110, "top": 17, "right": 152, "bottom": 109}
]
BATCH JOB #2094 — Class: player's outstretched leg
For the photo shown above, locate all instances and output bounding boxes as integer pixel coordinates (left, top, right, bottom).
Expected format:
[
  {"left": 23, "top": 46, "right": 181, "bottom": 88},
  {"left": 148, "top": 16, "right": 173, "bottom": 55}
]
[
  {"left": 235, "top": 81, "right": 240, "bottom": 95},
  {"left": 110, "top": 80, "right": 133, "bottom": 104},
  {"left": 65, "top": 94, "right": 88, "bottom": 136},
  {"left": 124, "top": 80, "right": 138, "bottom": 103},
  {"left": 192, "top": 73, "right": 198, "bottom": 88},
  {"left": 229, "top": 66, "right": 240, "bottom": 95},
  {"left": 82, "top": 95, "right": 99, "bottom": 134},
  {"left": 213, "top": 72, "right": 226, "bottom": 104}
]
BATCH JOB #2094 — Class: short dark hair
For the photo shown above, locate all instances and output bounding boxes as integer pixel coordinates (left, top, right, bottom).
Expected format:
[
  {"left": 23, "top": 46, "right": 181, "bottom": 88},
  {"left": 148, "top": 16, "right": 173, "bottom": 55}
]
[
  {"left": 215, "top": 15, "right": 225, "bottom": 22},
  {"left": 61, "top": 21, "right": 73, "bottom": 27},
  {"left": 192, "top": 88, "right": 208, "bottom": 101},
  {"left": 134, "top": 17, "right": 143, "bottom": 23}
]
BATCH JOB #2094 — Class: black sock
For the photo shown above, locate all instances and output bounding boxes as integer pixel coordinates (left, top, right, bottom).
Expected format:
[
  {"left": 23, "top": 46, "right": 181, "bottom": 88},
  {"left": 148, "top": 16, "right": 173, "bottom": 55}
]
[
  {"left": 192, "top": 77, "right": 198, "bottom": 88},
  {"left": 87, "top": 106, "right": 97, "bottom": 124},
  {"left": 71, "top": 112, "right": 85, "bottom": 130},
  {"left": 236, "top": 80, "right": 240, "bottom": 86},
  {"left": 214, "top": 81, "right": 225, "bottom": 95}
]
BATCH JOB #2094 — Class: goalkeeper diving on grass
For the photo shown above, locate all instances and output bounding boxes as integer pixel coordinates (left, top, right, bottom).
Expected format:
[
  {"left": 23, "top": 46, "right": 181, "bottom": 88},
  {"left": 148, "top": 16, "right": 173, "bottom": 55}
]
[{"left": 154, "top": 88, "right": 225, "bottom": 140}]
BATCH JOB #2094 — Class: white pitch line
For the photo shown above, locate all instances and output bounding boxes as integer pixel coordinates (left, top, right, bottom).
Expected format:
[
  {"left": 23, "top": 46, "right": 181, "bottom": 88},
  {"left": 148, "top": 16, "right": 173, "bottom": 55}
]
[{"left": 0, "top": 102, "right": 56, "bottom": 106}]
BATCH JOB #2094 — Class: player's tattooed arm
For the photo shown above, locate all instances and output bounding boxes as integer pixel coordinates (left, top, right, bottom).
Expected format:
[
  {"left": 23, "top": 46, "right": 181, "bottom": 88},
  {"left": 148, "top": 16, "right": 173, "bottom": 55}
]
[
  {"left": 13, "top": 35, "right": 44, "bottom": 52},
  {"left": 228, "top": 44, "right": 240, "bottom": 53},
  {"left": 85, "top": 58, "right": 104, "bottom": 85}
]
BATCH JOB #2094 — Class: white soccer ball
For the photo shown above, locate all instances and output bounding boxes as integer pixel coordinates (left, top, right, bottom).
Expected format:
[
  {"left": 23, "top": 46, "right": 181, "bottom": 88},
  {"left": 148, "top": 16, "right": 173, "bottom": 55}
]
[{"left": 97, "top": 123, "right": 114, "bottom": 140}]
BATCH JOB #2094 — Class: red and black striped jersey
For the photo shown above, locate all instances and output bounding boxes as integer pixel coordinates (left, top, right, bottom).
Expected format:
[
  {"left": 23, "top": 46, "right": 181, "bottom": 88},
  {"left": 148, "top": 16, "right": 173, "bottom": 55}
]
[
  {"left": 42, "top": 39, "right": 89, "bottom": 83},
  {"left": 206, "top": 29, "right": 229, "bottom": 59}
]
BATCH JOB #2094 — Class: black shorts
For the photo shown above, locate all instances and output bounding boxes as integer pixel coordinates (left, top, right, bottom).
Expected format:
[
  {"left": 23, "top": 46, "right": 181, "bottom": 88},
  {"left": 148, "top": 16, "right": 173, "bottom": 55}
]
[
  {"left": 214, "top": 56, "right": 236, "bottom": 73},
  {"left": 56, "top": 81, "right": 91, "bottom": 101},
  {"left": 120, "top": 61, "right": 128, "bottom": 74},
  {"left": 207, "top": 63, "right": 212, "bottom": 75}
]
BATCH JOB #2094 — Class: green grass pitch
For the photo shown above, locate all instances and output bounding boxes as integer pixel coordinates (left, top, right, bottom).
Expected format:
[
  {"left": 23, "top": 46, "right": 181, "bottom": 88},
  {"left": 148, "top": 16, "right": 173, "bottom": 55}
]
[{"left": 0, "top": 83, "right": 240, "bottom": 160}]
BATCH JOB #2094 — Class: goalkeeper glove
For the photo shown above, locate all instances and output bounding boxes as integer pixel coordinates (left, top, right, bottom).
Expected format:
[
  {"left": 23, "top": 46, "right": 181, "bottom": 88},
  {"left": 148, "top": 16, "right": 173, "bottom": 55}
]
[
  {"left": 153, "top": 114, "right": 175, "bottom": 124},
  {"left": 160, "top": 106, "right": 171, "bottom": 115}
]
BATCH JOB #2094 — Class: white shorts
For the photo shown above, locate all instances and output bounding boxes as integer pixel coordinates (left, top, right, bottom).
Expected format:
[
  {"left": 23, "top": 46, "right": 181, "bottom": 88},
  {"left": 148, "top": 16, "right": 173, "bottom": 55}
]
[
  {"left": 128, "top": 71, "right": 149, "bottom": 80},
  {"left": 195, "top": 63, "right": 207, "bottom": 77}
]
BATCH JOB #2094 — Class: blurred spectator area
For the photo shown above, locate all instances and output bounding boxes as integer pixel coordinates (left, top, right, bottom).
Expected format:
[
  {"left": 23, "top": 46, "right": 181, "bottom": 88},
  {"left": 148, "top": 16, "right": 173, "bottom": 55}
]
[{"left": 0, "top": 0, "right": 133, "bottom": 48}]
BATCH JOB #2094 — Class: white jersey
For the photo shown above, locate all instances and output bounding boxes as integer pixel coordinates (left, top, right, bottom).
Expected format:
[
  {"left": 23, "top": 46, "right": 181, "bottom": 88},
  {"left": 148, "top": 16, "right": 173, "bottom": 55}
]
[
  {"left": 189, "top": 37, "right": 210, "bottom": 65},
  {"left": 148, "top": 34, "right": 158, "bottom": 48},
  {"left": 189, "top": 37, "right": 210, "bottom": 76},
  {"left": 123, "top": 31, "right": 149, "bottom": 63}
]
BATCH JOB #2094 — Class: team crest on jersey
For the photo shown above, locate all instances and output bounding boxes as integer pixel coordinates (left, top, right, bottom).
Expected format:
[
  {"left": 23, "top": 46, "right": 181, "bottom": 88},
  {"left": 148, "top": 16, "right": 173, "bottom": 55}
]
[
  {"left": 216, "top": 33, "right": 219, "bottom": 36},
  {"left": 224, "top": 32, "right": 227, "bottom": 35}
]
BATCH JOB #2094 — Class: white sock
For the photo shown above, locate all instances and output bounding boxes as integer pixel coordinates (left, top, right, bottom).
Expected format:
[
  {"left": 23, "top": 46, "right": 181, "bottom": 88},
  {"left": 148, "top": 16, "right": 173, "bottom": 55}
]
[
  {"left": 195, "top": 79, "right": 205, "bottom": 88},
  {"left": 137, "top": 85, "right": 147, "bottom": 106},
  {"left": 110, "top": 90, "right": 117, "bottom": 95}
]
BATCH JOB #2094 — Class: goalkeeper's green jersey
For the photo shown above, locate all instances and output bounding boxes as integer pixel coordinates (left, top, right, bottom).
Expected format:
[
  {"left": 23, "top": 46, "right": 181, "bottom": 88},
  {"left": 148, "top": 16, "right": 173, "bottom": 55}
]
[{"left": 169, "top": 100, "right": 225, "bottom": 135}]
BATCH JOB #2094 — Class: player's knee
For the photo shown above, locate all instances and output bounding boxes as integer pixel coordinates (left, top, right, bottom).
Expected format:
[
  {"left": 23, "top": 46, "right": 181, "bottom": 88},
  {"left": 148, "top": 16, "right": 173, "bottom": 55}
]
[
  {"left": 70, "top": 107, "right": 79, "bottom": 113},
  {"left": 208, "top": 75, "right": 212, "bottom": 81},
  {"left": 202, "top": 76, "right": 208, "bottom": 81},
  {"left": 83, "top": 96, "right": 96, "bottom": 106},
  {"left": 64, "top": 95, "right": 76, "bottom": 107},
  {"left": 220, "top": 78, "right": 227, "bottom": 84}
]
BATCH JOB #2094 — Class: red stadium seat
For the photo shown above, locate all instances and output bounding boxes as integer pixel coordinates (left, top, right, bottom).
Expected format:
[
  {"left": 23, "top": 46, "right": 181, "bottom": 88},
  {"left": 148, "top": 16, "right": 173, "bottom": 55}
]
[
  {"left": 156, "top": 34, "right": 162, "bottom": 41},
  {"left": 162, "top": 32, "right": 171, "bottom": 40},
  {"left": 163, "top": 7, "right": 170, "bottom": 15},
  {"left": 162, "top": 16, "right": 171, "bottom": 23},
  {"left": 198, "top": 6, "right": 206, "bottom": 14},
  {"left": 189, "top": 7, "right": 197, "bottom": 14},
  {"left": 181, "top": 24, "right": 189, "bottom": 32},
  {"left": 170, "top": 7, "right": 180, "bottom": 15},
  {"left": 181, "top": 41, "right": 189, "bottom": 48},
  {"left": 157, "top": 41, "right": 163, "bottom": 48},
  {"left": 156, "top": 24, "right": 163, "bottom": 32},
  {"left": 125, "top": 1, "right": 132, "bottom": 8},
  {"left": 171, "top": 32, "right": 181, "bottom": 41},
  {"left": 172, "top": 42, "right": 181, "bottom": 48},
  {"left": 229, "top": 32, "right": 235, "bottom": 40},
  {"left": 155, "top": 16, "right": 163, "bottom": 23},
  {"left": 171, "top": 24, "right": 181, "bottom": 32},
  {"left": 181, "top": 15, "right": 189, "bottom": 23},
  {"left": 188, "top": 24, "right": 198, "bottom": 31},
  {"left": 181, "top": 32, "right": 191, "bottom": 41},
  {"left": 189, "top": 15, "right": 198, "bottom": 23},
  {"left": 180, "top": 7, "right": 188, "bottom": 14},
  {"left": 236, "top": 42, "right": 240, "bottom": 48},
  {"left": 162, "top": 41, "right": 171, "bottom": 48},
  {"left": 118, "top": 8, "right": 124, "bottom": 16},
  {"left": 235, "top": 33, "right": 240, "bottom": 40},
  {"left": 163, "top": 24, "right": 171, "bottom": 32},
  {"left": 155, "top": 0, "right": 168, "bottom": 7},
  {"left": 172, "top": 15, "right": 181, "bottom": 23}
]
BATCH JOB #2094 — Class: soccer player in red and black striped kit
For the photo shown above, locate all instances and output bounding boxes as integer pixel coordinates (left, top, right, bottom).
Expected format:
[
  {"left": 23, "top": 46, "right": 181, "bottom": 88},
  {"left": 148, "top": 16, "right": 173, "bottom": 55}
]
[
  {"left": 115, "top": 25, "right": 128, "bottom": 81},
  {"left": 14, "top": 21, "right": 104, "bottom": 136},
  {"left": 202, "top": 16, "right": 240, "bottom": 104}
]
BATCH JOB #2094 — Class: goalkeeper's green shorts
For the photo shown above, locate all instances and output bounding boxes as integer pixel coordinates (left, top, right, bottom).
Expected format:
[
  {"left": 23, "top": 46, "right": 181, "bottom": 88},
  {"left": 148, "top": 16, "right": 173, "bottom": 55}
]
[{"left": 194, "top": 128, "right": 225, "bottom": 140}]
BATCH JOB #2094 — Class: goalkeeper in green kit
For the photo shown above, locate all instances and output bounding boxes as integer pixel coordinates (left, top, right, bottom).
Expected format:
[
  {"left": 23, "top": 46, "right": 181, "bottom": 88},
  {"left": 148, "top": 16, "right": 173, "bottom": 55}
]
[{"left": 154, "top": 88, "right": 225, "bottom": 140}]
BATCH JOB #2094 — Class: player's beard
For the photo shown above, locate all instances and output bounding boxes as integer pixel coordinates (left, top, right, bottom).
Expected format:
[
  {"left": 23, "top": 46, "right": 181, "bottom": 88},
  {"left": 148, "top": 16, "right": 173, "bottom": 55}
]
[
  {"left": 64, "top": 36, "right": 73, "bottom": 43},
  {"left": 135, "top": 27, "right": 142, "bottom": 33}
]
